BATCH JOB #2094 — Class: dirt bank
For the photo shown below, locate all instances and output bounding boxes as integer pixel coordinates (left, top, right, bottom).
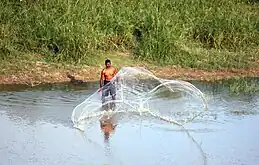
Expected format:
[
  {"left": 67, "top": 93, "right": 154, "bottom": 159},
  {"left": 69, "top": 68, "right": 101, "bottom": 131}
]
[{"left": 0, "top": 60, "right": 258, "bottom": 86}]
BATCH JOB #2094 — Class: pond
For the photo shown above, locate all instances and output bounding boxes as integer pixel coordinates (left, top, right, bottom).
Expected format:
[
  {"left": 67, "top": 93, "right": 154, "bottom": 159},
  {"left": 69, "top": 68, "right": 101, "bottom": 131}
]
[{"left": 0, "top": 78, "right": 258, "bottom": 165}]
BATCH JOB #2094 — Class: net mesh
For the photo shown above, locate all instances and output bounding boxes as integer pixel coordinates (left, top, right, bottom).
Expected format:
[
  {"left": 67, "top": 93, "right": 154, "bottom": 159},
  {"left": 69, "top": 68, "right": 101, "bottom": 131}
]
[{"left": 71, "top": 67, "right": 208, "bottom": 131}]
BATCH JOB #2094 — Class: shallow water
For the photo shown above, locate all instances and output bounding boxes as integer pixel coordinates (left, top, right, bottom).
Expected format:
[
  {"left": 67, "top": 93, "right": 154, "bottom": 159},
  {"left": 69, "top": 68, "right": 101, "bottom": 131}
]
[{"left": 0, "top": 79, "right": 259, "bottom": 165}]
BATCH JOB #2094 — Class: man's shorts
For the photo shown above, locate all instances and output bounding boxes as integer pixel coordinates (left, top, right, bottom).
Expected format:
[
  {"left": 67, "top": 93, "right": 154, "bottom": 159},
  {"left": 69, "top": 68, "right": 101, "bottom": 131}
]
[{"left": 102, "top": 81, "right": 116, "bottom": 103}]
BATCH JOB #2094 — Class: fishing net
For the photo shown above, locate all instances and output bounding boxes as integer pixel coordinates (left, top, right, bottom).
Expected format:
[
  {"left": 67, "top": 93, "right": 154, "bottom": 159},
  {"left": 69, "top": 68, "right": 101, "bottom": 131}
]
[{"left": 71, "top": 67, "right": 208, "bottom": 131}]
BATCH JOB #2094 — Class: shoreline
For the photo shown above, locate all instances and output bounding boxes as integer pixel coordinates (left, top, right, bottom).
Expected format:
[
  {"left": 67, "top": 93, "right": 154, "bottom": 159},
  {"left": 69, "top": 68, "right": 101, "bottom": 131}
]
[{"left": 1, "top": 63, "right": 258, "bottom": 86}]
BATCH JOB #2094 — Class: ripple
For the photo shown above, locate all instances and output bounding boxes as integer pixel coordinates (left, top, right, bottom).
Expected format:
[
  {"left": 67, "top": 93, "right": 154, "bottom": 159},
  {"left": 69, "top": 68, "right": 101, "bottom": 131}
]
[
  {"left": 0, "top": 90, "right": 89, "bottom": 109},
  {"left": 0, "top": 79, "right": 259, "bottom": 165}
]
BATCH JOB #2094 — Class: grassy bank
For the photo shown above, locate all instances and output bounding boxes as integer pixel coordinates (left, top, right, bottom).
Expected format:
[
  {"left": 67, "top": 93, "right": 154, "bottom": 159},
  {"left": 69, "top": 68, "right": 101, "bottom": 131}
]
[
  {"left": 1, "top": 0, "right": 258, "bottom": 69},
  {"left": 0, "top": 51, "right": 258, "bottom": 85}
]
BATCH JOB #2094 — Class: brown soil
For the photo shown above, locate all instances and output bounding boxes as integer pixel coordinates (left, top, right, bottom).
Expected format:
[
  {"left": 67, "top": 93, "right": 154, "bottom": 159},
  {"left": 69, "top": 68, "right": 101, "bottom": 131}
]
[{"left": 0, "top": 61, "right": 258, "bottom": 86}]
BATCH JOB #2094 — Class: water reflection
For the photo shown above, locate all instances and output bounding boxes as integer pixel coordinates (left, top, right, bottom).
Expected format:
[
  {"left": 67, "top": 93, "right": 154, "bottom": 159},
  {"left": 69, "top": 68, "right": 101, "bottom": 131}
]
[
  {"left": 0, "top": 81, "right": 97, "bottom": 92},
  {"left": 99, "top": 110, "right": 119, "bottom": 141},
  {"left": 0, "top": 78, "right": 258, "bottom": 165}
]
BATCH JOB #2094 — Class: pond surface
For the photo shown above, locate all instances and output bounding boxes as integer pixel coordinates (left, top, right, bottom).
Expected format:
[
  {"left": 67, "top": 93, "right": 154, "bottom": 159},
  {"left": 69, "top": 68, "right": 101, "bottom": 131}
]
[{"left": 0, "top": 79, "right": 258, "bottom": 165}]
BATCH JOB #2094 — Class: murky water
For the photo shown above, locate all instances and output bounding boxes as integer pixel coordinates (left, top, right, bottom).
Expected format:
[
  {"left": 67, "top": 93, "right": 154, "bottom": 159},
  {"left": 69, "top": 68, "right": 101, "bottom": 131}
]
[{"left": 0, "top": 79, "right": 258, "bottom": 165}]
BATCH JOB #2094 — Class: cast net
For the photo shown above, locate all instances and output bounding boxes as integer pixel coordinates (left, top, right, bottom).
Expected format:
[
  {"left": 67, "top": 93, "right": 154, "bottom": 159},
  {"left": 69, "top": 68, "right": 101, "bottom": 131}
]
[{"left": 71, "top": 67, "right": 208, "bottom": 131}]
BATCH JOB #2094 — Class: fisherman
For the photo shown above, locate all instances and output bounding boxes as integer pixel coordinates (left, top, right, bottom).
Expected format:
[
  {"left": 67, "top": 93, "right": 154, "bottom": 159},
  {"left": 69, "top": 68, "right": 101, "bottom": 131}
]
[{"left": 99, "top": 59, "right": 118, "bottom": 109}]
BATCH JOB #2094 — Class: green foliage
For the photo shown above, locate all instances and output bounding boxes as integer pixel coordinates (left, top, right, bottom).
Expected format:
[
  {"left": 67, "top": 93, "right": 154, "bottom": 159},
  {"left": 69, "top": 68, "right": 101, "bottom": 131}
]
[
  {"left": 229, "top": 77, "right": 259, "bottom": 94},
  {"left": 0, "top": 0, "right": 258, "bottom": 67}
]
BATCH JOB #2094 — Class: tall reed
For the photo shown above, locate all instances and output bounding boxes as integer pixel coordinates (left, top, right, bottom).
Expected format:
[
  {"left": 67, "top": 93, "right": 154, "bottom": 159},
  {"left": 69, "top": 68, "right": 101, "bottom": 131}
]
[{"left": 0, "top": 0, "right": 258, "bottom": 67}]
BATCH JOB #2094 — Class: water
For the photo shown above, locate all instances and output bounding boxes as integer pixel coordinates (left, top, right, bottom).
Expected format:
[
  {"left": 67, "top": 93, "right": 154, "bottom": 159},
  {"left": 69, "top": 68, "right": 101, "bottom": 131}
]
[{"left": 0, "top": 80, "right": 258, "bottom": 165}]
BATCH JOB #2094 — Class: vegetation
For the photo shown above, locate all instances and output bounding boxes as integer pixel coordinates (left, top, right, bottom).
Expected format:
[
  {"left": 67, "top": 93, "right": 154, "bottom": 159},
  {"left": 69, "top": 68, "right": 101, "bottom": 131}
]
[
  {"left": 229, "top": 77, "right": 259, "bottom": 94},
  {"left": 0, "top": 0, "right": 258, "bottom": 69},
  {"left": 213, "top": 77, "right": 259, "bottom": 94}
]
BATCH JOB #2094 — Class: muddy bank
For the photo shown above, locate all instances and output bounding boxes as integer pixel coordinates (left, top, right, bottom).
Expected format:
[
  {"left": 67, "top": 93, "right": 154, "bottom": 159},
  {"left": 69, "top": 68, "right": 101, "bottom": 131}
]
[{"left": 0, "top": 61, "right": 258, "bottom": 86}]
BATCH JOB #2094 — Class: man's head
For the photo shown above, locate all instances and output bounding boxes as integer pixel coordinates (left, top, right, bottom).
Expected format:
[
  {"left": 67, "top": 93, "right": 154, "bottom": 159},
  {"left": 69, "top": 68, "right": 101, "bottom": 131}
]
[{"left": 105, "top": 59, "right": 111, "bottom": 68}]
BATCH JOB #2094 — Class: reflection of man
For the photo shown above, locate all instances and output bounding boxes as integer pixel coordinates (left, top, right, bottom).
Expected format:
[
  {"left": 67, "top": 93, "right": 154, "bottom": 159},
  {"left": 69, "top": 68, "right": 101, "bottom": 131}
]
[
  {"left": 99, "top": 114, "right": 118, "bottom": 141},
  {"left": 99, "top": 59, "right": 118, "bottom": 109}
]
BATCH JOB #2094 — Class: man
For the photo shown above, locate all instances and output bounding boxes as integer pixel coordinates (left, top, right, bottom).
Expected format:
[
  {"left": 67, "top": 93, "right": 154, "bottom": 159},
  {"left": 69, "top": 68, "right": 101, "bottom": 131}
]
[{"left": 99, "top": 59, "right": 118, "bottom": 109}]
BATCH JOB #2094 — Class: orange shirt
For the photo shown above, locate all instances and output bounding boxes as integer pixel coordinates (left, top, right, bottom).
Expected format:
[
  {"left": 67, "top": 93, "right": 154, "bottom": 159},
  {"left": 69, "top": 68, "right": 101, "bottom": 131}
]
[{"left": 101, "top": 67, "right": 117, "bottom": 81}]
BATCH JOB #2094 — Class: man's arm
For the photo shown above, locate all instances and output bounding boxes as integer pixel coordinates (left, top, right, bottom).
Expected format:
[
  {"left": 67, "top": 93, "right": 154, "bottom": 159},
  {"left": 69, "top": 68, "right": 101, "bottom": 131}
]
[{"left": 100, "top": 70, "right": 104, "bottom": 89}]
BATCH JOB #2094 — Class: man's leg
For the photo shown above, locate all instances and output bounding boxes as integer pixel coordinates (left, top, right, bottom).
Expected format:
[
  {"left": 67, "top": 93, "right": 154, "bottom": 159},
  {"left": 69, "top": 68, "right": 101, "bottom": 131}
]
[
  {"left": 110, "top": 83, "right": 116, "bottom": 110},
  {"left": 101, "top": 86, "right": 109, "bottom": 110}
]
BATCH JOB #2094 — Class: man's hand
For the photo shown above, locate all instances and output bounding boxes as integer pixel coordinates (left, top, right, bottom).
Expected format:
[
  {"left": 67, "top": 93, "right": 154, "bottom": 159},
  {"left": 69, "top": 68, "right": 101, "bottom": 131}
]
[{"left": 98, "top": 88, "right": 102, "bottom": 92}]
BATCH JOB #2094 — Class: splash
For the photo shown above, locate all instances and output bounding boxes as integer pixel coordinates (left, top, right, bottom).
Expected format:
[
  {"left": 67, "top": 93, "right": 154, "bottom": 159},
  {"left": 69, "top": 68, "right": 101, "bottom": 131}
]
[{"left": 71, "top": 67, "right": 208, "bottom": 131}]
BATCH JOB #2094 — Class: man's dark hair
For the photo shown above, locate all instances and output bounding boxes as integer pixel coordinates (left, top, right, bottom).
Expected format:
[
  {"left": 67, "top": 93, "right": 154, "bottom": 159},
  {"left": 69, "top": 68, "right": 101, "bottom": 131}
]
[{"left": 105, "top": 59, "right": 111, "bottom": 64}]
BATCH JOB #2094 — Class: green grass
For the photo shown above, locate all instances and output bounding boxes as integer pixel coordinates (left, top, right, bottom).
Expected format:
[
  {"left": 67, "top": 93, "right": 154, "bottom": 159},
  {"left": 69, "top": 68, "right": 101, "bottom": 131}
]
[
  {"left": 0, "top": 0, "right": 258, "bottom": 68},
  {"left": 229, "top": 77, "right": 259, "bottom": 94},
  {"left": 215, "top": 77, "right": 259, "bottom": 94}
]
